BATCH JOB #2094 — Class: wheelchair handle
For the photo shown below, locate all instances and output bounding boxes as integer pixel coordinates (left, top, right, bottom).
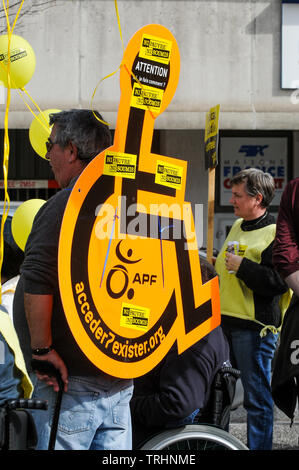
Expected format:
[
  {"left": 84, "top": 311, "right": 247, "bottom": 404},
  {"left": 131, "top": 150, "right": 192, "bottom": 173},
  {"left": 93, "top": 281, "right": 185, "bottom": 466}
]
[
  {"left": 31, "top": 359, "right": 64, "bottom": 450},
  {"left": 220, "top": 367, "right": 241, "bottom": 378},
  {"left": 5, "top": 398, "right": 48, "bottom": 410}
]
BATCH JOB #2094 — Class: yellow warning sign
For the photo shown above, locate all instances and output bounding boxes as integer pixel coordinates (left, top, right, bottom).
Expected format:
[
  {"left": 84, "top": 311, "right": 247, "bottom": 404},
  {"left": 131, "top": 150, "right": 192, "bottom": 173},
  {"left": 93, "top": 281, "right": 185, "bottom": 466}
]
[
  {"left": 155, "top": 160, "right": 183, "bottom": 190},
  {"left": 139, "top": 34, "right": 172, "bottom": 65},
  {"left": 58, "top": 24, "right": 221, "bottom": 379},
  {"left": 204, "top": 104, "right": 220, "bottom": 169},
  {"left": 103, "top": 151, "right": 137, "bottom": 179},
  {"left": 120, "top": 303, "right": 150, "bottom": 332},
  {"left": 131, "top": 83, "right": 164, "bottom": 112}
]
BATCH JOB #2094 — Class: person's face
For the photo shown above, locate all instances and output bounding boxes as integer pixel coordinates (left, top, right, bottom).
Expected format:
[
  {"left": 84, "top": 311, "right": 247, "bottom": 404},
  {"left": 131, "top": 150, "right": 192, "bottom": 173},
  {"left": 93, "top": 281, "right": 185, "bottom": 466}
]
[
  {"left": 229, "top": 181, "right": 262, "bottom": 220},
  {"left": 46, "top": 124, "right": 72, "bottom": 188}
]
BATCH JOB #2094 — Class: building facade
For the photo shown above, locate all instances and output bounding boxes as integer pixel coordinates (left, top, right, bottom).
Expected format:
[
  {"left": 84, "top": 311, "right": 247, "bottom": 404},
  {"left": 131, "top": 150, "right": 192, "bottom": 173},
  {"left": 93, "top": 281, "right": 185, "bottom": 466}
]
[{"left": 0, "top": 0, "right": 298, "bottom": 250}]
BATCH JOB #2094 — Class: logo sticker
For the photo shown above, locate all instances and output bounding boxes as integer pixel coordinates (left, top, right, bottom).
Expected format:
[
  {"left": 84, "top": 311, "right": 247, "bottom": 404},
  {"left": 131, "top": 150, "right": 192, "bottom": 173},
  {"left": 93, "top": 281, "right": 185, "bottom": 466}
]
[
  {"left": 120, "top": 303, "right": 150, "bottom": 332},
  {"left": 103, "top": 151, "right": 137, "bottom": 179},
  {"left": 131, "top": 83, "right": 164, "bottom": 112},
  {"left": 155, "top": 160, "right": 183, "bottom": 190},
  {"left": 139, "top": 34, "right": 172, "bottom": 65}
]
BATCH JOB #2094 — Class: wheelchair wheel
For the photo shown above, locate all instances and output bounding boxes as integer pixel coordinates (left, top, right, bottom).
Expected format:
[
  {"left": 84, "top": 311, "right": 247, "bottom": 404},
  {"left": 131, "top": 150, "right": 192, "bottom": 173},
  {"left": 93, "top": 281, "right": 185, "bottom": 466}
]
[{"left": 139, "top": 424, "right": 248, "bottom": 450}]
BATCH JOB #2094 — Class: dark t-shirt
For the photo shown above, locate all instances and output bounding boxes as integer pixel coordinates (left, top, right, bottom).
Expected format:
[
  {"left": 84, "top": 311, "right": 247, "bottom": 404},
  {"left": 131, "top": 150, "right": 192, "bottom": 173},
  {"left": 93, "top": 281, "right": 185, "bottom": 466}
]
[
  {"left": 130, "top": 325, "right": 230, "bottom": 447},
  {"left": 13, "top": 180, "right": 113, "bottom": 377}
]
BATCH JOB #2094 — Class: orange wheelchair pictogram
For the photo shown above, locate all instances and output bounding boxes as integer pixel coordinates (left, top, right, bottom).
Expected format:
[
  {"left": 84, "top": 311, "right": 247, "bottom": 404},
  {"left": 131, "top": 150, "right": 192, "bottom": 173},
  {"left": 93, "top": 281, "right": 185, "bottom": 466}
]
[{"left": 58, "top": 24, "right": 221, "bottom": 378}]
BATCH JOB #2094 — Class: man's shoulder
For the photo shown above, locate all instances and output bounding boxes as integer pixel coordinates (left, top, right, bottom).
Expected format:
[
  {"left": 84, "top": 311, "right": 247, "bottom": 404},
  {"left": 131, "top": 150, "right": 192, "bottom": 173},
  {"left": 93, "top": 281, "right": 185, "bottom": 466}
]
[
  {"left": 44, "top": 178, "right": 77, "bottom": 210},
  {"left": 26, "top": 187, "right": 73, "bottom": 244},
  {"left": 192, "top": 326, "right": 227, "bottom": 354},
  {"left": 37, "top": 187, "right": 72, "bottom": 218},
  {"left": 289, "top": 176, "right": 299, "bottom": 185},
  {"left": 48, "top": 186, "right": 73, "bottom": 205},
  {"left": 284, "top": 177, "right": 299, "bottom": 195}
]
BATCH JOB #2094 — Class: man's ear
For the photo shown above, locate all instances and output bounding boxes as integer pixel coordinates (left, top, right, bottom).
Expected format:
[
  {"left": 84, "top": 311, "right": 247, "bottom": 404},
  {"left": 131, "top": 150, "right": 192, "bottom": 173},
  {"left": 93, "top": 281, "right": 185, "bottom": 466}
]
[
  {"left": 68, "top": 141, "right": 78, "bottom": 162},
  {"left": 255, "top": 192, "right": 263, "bottom": 207}
]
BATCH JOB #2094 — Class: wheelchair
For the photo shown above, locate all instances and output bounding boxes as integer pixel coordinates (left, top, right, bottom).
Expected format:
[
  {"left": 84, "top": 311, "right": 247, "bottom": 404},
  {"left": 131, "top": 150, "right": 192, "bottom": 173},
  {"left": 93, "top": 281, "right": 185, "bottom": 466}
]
[
  {"left": 1, "top": 364, "right": 248, "bottom": 450},
  {"left": 0, "top": 360, "right": 63, "bottom": 450},
  {"left": 0, "top": 398, "right": 48, "bottom": 450},
  {"left": 139, "top": 366, "right": 249, "bottom": 450}
]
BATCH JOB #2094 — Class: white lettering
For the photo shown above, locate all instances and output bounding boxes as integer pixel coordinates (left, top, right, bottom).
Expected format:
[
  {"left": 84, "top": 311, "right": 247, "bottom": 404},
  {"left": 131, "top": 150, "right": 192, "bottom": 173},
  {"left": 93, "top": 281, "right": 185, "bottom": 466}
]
[{"left": 290, "top": 339, "right": 299, "bottom": 365}]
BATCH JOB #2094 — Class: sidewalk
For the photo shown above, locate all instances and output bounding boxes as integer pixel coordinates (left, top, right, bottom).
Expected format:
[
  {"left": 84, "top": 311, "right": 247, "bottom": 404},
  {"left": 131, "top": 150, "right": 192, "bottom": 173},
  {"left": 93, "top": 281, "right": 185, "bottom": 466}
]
[{"left": 229, "top": 404, "right": 299, "bottom": 450}]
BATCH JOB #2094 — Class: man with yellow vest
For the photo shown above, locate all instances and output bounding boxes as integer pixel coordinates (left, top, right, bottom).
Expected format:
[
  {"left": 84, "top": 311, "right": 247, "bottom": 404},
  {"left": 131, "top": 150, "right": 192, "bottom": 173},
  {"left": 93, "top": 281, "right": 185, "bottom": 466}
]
[{"left": 215, "top": 168, "right": 288, "bottom": 450}]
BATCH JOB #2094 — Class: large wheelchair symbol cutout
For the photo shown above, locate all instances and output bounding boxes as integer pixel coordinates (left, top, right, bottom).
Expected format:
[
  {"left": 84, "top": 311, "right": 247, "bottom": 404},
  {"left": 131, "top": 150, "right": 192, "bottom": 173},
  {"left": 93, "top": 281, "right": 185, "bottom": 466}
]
[{"left": 58, "top": 24, "right": 221, "bottom": 378}]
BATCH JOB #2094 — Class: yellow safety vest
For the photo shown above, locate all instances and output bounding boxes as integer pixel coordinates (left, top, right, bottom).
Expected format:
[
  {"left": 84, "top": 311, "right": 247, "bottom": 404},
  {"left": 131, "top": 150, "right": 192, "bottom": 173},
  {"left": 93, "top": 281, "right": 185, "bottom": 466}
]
[
  {"left": 0, "top": 308, "right": 33, "bottom": 398},
  {"left": 215, "top": 218, "right": 291, "bottom": 334}
]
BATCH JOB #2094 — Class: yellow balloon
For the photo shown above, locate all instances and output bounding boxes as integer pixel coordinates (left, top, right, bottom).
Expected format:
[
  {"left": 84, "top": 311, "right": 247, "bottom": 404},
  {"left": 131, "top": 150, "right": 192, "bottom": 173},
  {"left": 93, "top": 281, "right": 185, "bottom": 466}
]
[
  {"left": 11, "top": 199, "right": 46, "bottom": 251},
  {"left": 29, "top": 109, "right": 61, "bottom": 159},
  {"left": 0, "top": 34, "right": 36, "bottom": 89}
]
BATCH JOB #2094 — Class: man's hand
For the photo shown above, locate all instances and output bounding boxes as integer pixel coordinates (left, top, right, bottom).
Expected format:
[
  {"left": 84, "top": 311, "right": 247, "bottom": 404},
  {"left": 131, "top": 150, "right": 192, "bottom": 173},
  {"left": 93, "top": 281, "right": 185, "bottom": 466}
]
[
  {"left": 32, "top": 349, "right": 68, "bottom": 392},
  {"left": 225, "top": 252, "right": 243, "bottom": 274},
  {"left": 24, "top": 293, "right": 68, "bottom": 391}
]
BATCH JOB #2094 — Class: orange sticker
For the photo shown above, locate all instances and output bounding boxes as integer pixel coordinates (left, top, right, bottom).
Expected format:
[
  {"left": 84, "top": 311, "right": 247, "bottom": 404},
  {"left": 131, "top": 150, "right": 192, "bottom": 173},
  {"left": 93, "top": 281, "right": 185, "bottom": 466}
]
[{"left": 58, "top": 24, "right": 221, "bottom": 379}]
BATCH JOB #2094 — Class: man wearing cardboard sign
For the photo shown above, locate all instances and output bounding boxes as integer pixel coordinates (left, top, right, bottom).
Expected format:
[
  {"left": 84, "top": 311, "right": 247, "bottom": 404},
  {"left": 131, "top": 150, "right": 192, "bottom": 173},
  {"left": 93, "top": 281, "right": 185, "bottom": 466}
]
[
  {"left": 13, "top": 109, "right": 134, "bottom": 451},
  {"left": 15, "top": 24, "right": 221, "bottom": 450},
  {"left": 58, "top": 23, "right": 220, "bottom": 381}
]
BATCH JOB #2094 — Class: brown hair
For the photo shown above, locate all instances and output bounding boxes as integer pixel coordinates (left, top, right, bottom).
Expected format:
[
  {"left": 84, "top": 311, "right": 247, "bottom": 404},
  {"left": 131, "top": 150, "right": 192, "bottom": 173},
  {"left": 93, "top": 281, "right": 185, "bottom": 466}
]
[{"left": 230, "top": 168, "right": 275, "bottom": 208}]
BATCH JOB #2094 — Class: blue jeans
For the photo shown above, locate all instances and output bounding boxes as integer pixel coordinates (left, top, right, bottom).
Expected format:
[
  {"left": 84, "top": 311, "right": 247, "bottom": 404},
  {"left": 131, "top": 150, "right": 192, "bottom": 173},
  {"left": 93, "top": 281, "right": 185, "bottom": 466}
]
[
  {"left": 29, "top": 374, "right": 133, "bottom": 450},
  {"left": 165, "top": 408, "right": 200, "bottom": 429},
  {"left": 0, "top": 332, "right": 23, "bottom": 405},
  {"left": 222, "top": 326, "right": 278, "bottom": 450}
]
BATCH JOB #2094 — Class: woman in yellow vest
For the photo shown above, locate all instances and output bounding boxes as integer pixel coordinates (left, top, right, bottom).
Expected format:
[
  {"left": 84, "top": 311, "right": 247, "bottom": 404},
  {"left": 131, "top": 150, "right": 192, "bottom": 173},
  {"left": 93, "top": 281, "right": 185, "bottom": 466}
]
[
  {"left": 0, "top": 241, "right": 32, "bottom": 405},
  {"left": 215, "top": 168, "right": 288, "bottom": 451},
  {"left": 0, "top": 305, "right": 32, "bottom": 404}
]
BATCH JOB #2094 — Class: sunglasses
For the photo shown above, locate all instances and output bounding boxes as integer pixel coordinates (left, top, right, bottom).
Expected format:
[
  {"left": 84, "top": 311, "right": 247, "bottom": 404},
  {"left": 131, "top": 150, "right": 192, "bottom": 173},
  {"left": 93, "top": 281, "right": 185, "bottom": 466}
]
[{"left": 45, "top": 137, "right": 55, "bottom": 159}]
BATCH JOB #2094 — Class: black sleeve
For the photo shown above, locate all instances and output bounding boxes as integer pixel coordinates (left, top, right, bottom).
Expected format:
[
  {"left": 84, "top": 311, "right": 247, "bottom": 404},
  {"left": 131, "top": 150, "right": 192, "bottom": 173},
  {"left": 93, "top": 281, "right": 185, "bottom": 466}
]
[
  {"left": 273, "top": 181, "right": 299, "bottom": 278},
  {"left": 130, "top": 340, "right": 217, "bottom": 428},
  {"left": 21, "top": 190, "right": 69, "bottom": 295},
  {"left": 236, "top": 241, "right": 288, "bottom": 297}
]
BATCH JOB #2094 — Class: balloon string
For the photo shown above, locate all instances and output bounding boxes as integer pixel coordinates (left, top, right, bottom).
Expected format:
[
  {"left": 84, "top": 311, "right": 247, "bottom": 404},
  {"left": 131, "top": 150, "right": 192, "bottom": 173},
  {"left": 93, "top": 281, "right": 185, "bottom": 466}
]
[
  {"left": 11, "top": 0, "right": 25, "bottom": 33},
  {"left": 114, "top": 0, "right": 124, "bottom": 53},
  {"left": 19, "top": 88, "right": 50, "bottom": 133},
  {"left": 0, "top": 0, "right": 52, "bottom": 137},
  {"left": 90, "top": 65, "right": 121, "bottom": 126},
  {"left": 21, "top": 87, "right": 43, "bottom": 116},
  {"left": 0, "top": 0, "right": 27, "bottom": 303},
  {"left": 0, "top": 0, "right": 12, "bottom": 303},
  {"left": 2, "top": 0, "right": 10, "bottom": 35},
  {"left": 91, "top": 0, "right": 124, "bottom": 126},
  {"left": 0, "top": 58, "right": 50, "bottom": 134},
  {"left": 91, "top": 0, "right": 156, "bottom": 127},
  {"left": 0, "top": 60, "right": 52, "bottom": 134}
]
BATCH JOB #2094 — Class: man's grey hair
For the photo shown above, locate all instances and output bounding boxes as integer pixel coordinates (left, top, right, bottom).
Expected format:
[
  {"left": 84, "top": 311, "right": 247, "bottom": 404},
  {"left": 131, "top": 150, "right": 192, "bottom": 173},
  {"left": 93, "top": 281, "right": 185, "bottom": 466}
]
[
  {"left": 230, "top": 168, "right": 275, "bottom": 208},
  {"left": 49, "top": 109, "right": 111, "bottom": 163}
]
